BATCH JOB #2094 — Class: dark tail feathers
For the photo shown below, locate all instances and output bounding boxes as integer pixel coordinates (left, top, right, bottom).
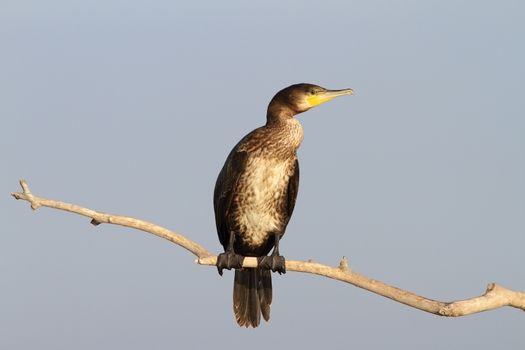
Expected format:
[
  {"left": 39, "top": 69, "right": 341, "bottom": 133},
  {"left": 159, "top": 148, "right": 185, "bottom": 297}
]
[{"left": 233, "top": 268, "right": 272, "bottom": 327}]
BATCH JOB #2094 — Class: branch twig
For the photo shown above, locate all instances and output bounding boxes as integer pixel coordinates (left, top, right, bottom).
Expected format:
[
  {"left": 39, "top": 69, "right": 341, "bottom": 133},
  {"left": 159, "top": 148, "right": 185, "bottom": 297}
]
[{"left": 11, "top": 179, "right": 525, "bottom": 317}]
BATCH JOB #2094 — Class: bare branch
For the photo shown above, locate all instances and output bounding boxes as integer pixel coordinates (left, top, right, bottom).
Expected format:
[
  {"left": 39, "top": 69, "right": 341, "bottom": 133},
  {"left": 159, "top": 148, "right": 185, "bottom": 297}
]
[
  {"left": 11, "top": 179, "right": 213, "bottom": 259},
  {"left": 11, "top": 179, "right": 525, "bottom": 317}
]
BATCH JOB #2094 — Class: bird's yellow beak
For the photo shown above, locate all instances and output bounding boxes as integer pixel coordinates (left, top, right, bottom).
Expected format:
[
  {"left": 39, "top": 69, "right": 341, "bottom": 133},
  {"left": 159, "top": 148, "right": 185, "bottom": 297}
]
[{"left": 306, "top": 88, "right": 354, "bottom": 108}]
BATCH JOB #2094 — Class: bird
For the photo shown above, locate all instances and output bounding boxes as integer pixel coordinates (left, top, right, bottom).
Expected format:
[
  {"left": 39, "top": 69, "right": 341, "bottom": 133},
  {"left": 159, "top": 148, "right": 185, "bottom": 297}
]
[{"left": 213, "top": 83, "right": 354, "bottom": 327}]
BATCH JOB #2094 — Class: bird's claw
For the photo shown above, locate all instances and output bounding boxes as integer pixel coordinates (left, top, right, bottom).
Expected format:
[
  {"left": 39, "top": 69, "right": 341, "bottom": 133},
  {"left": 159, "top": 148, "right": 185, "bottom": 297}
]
[
  {"left": 258, "top": 255, "right": 286, "bottom": 274},
  {"left": 216, "top": 252, "right": 244, "bottom": 276}
]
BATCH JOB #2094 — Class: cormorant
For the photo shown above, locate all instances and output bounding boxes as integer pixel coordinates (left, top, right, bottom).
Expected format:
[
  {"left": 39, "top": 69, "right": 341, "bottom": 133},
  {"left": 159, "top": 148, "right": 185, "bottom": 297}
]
[{"left": 213, "top": 83, "right": 353, "bottom": 327}]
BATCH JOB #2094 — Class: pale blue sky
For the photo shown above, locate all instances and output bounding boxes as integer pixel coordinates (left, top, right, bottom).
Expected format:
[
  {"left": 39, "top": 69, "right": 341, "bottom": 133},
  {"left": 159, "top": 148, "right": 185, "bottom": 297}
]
[{"left": 2, "top": 1, "right": 524, "bottom": 349}]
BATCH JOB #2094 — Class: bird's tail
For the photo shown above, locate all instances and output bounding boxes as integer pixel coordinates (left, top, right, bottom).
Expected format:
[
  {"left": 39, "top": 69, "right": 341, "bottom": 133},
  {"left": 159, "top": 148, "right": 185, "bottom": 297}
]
[{"left": 233, "top": 268, "right": 272, "bottom": 327}]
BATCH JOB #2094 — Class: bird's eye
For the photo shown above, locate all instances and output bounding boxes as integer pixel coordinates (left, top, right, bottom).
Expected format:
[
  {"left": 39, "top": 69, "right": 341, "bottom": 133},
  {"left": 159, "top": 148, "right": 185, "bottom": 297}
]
[{"left": 309, "top": 89, "right": 317, "bottom": 95}]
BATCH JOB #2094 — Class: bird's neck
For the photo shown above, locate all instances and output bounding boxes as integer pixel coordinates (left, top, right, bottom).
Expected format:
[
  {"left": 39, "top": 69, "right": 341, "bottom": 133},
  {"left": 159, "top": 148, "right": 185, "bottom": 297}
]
[
  {"left": 264, "top": 118, "right": 304, "bottom": 155},
  {"left": 266, "top": 102, "right": 296, "bottom": 124}
]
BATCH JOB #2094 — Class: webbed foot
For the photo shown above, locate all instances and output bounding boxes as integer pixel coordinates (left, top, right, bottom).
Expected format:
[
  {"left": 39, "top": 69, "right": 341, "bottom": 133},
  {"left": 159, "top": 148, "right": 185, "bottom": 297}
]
[
  {"left": 216, "top": 252, "right": 244, "bottom": 276},
  {"left": 258, "top": 255, "right": 286, "bottom": 274}
]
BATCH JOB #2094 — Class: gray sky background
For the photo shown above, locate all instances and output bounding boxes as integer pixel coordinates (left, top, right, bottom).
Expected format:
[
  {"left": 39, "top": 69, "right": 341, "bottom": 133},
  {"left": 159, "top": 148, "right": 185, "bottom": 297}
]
[{"left": 2, "top": 1, "right": 524, "bottom": 349}]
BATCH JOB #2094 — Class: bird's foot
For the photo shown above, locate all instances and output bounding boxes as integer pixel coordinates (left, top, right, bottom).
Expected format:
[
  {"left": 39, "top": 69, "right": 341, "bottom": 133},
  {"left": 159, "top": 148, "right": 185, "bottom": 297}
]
[
  {"left": 216, "top": 252, "right": 244, "bottom": 276},
  {"left": 258, "top": 255, "right": 286, "bottom": 275}
]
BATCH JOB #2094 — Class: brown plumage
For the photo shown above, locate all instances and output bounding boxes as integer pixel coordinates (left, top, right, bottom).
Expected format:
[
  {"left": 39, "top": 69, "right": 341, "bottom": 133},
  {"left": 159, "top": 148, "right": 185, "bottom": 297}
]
[{"left": 214, "top": 83, "right": 353, "bottom": 327}]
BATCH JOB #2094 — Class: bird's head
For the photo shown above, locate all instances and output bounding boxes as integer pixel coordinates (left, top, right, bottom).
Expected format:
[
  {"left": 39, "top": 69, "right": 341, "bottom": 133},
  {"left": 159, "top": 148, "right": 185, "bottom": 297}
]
[{"left": 267, "top": 83, "right": 354, "bottom": 123}]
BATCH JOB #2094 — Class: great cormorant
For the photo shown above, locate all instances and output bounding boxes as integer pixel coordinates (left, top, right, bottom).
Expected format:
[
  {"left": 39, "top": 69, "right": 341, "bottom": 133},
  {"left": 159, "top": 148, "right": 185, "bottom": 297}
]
[{"left": 213, "top": 83, "right": 354, "bottom": 327}]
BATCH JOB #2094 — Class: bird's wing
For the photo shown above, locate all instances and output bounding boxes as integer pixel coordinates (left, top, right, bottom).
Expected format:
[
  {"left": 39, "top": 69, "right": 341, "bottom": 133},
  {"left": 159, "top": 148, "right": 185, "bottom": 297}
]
[
  {"left": 284, "top": 158, "right": 300, "bottom": 222},
  {"left": 213, "top": 148, "right": 249, "bottom": 249}
]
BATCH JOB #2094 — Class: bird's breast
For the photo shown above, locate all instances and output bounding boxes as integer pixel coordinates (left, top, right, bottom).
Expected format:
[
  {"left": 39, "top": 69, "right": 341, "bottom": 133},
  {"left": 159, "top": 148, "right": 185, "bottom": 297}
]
[{"left": 233, "top": 157, "right": 294, "bottom": 248}]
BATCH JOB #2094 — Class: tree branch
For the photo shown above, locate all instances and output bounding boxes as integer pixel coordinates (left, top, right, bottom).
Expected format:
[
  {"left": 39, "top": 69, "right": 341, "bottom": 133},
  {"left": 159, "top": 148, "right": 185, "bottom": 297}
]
[{"left": 11, "top": 179, "right": 525, "bottom": 317}]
